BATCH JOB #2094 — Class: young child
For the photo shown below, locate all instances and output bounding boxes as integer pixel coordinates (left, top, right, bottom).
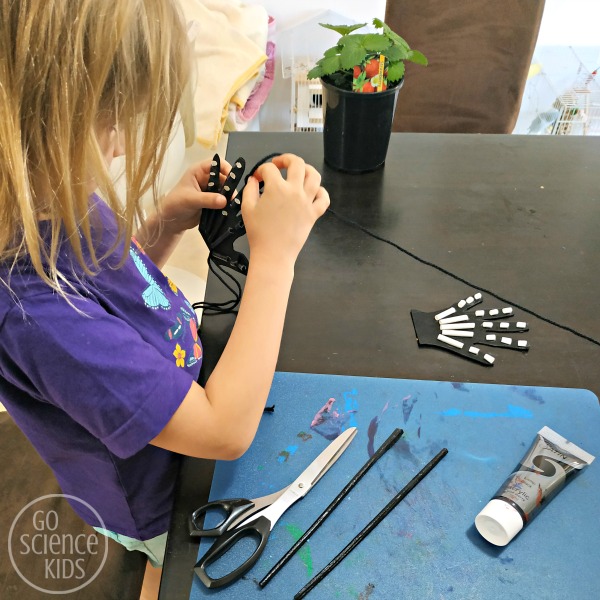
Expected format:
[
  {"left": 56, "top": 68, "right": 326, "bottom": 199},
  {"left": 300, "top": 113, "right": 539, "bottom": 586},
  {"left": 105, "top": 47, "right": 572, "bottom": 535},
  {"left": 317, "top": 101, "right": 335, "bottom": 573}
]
[{"left": 0, "top": 1, "right": 329, "bottom": 598}]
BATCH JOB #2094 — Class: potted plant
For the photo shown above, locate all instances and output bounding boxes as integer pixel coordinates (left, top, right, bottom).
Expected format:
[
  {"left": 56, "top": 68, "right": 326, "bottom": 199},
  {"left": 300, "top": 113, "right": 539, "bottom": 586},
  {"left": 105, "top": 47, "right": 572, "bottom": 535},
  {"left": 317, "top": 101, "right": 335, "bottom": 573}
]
[{"left": 307, "top": 19, "right": 427, "bottom": 173}]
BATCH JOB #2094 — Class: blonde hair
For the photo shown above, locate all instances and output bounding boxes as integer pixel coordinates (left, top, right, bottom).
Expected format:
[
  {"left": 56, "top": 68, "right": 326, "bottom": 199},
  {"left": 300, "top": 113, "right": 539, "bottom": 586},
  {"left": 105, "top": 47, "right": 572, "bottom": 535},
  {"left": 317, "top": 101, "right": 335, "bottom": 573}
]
[{"left": 0, "top": 0, "right": 189, "bottom": 293}]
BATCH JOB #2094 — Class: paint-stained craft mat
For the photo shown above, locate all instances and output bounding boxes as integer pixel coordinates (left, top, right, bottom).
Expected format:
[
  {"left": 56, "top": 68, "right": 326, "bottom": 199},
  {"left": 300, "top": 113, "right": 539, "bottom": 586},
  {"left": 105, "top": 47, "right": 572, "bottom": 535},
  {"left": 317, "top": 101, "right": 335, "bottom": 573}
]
[{"left": 189, "top": 373, "right": 600, "bottom": 600}]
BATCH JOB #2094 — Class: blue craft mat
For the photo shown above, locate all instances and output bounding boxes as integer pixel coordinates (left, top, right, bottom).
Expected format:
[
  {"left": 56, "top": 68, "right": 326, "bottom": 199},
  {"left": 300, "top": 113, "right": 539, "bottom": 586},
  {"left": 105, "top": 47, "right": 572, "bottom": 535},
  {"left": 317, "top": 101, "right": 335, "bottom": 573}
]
[{"left": 189, "top": 373, "right": 600, "bottom": 600}]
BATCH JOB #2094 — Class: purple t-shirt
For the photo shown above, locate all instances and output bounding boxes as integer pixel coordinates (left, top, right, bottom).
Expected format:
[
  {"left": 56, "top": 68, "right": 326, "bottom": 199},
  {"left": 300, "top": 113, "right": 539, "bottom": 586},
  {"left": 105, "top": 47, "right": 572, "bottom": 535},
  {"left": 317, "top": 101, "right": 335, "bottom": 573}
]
[{"left": 0, "top": 197, "right": 202, "bottom": 540}]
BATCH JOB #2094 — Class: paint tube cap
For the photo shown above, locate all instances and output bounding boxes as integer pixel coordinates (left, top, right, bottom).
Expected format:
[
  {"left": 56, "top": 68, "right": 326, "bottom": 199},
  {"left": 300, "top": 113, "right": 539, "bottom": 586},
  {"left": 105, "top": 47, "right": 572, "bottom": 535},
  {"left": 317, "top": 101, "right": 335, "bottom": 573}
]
[{"left": 475, "top": 499, "right": 523, "bottom": 546}]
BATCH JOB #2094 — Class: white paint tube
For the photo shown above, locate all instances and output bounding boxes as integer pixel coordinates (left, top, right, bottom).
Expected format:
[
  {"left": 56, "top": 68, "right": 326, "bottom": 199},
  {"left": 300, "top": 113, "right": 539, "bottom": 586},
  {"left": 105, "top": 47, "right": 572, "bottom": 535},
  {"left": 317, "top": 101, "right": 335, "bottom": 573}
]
[{"left": 475, "top": 426, "right": 595, "bottom": 546}]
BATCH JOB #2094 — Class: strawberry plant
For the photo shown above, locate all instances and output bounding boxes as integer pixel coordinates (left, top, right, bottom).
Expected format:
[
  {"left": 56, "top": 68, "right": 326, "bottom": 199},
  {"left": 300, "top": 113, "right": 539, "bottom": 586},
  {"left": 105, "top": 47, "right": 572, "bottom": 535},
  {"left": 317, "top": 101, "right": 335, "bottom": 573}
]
[{"left": 307, "top": 18, "right": 427, "bottom": 92}]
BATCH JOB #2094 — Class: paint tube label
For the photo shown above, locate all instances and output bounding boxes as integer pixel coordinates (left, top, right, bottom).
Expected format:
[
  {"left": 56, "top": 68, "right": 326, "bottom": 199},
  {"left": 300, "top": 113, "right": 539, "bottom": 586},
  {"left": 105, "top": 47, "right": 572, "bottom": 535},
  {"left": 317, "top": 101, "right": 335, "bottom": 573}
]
[
  {"left": 495, "top": 466, "right": 565, "bottom": 522},
  {"left": 494, "top": 427, "right": 593, "bottom": 522}
]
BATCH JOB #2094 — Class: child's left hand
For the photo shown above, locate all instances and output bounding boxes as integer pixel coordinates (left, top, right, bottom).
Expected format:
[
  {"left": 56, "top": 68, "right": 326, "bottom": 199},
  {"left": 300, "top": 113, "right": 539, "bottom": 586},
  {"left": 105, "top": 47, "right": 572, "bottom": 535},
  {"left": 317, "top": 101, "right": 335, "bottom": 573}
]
[{"left": 158, "top": 159, "right": 229, "bottom": 235}]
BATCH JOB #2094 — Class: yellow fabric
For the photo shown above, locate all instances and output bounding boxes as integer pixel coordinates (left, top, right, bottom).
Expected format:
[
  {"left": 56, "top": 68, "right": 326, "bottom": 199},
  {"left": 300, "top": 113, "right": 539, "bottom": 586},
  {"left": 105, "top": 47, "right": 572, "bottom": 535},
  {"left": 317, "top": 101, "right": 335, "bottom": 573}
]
[
  {"left": 179, "top": 0, "right": 267, "bottom": 147},
  {"left": 204, "top": 0, "right": 269, "bottom": 108}
]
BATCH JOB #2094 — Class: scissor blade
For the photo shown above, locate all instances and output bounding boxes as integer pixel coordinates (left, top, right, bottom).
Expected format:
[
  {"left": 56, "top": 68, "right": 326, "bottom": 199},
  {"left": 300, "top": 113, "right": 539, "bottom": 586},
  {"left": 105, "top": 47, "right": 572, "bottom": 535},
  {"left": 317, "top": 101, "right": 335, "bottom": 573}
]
[
  {"left": 226, "top": 487, "right": 289, "bottom": 530},
  {"left": 236, "top": 427, "right": 357, "bottom": 529},
  {"left": 293, "top": 426, "right": 357, "bottom": 494}
]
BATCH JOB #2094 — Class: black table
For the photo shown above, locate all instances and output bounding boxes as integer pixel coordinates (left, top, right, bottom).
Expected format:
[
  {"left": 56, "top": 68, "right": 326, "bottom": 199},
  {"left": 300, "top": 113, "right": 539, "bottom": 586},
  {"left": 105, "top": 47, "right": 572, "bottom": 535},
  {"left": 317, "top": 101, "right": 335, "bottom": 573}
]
[{"left": 159, "top": 131, "right": 600, "bottom": 599}]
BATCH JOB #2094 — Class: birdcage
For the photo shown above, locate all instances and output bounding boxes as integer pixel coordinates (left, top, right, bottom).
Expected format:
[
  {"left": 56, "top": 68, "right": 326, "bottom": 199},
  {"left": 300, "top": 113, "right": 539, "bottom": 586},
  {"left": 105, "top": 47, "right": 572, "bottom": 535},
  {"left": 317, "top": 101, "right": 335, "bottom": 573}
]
[
  {"left": 520, "top": 48, "right": 600, "bottom": 136},
  {"left": 291, "top": 71, "right": 324, "bottom": 132},
  {"left": 550, "top": 65, "right": 600, "bottom": 135}
]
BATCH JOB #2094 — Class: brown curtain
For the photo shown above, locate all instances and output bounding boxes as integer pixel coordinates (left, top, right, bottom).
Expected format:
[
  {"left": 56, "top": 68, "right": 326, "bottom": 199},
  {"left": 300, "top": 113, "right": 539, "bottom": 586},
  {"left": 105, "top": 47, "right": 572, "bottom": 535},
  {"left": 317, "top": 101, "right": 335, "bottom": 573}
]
[{"left": 385, "top": 0, "right": 546, "bottom": 133}]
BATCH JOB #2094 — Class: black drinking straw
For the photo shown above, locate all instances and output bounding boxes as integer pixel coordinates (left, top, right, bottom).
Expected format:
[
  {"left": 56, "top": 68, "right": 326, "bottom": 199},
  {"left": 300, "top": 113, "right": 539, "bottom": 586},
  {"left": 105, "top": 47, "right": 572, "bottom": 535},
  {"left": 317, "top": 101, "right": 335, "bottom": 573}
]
[
  {"left": 258, "top": 428, "right": 405, "bottom": 588},
  {"left": 293, "top": 447, "right": 449, "bottom": 600}
]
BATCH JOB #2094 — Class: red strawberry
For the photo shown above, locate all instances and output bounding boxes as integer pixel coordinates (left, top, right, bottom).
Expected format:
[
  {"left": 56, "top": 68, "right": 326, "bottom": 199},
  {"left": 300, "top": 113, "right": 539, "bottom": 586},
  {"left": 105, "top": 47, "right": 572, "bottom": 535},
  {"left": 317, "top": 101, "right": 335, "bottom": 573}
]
[
  {"left": 361, "top": 81, "right": 375, "bottom": 93},
  {"left": 364, "top": 58, "right": 380, "bottom": 79}
]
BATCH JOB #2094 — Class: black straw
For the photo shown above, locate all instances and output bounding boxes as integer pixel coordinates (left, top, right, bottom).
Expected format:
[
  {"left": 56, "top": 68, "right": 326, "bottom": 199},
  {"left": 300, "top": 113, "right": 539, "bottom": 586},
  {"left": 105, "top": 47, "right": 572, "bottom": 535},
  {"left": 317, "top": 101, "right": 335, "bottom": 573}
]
[
  {"left": 293, "top": 447, "right": 449, "bottom": 600},
  {"left": 259, "top": 428, "right": 404, "bottom": 588}
]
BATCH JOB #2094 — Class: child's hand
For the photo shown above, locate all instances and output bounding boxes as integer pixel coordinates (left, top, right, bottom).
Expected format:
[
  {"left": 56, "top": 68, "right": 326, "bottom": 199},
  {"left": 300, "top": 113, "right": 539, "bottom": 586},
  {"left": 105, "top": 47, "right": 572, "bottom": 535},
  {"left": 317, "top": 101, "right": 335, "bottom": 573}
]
[
  {"left": 241, "top": 154, "right": 329, "bottom": 267},
  {"left": 158, "top": 159, "right": 229, "bottom": 235}
]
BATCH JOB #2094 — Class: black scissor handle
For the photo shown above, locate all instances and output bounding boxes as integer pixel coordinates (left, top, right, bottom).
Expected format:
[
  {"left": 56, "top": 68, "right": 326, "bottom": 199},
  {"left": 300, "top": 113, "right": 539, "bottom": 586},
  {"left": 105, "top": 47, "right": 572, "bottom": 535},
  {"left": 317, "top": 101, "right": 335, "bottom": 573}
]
[
  {"left": 189, "top": 498, "right": 255, "bottom": 537},
  {"left": 194, "top": 515, "right": 271, "bottom": 589}
]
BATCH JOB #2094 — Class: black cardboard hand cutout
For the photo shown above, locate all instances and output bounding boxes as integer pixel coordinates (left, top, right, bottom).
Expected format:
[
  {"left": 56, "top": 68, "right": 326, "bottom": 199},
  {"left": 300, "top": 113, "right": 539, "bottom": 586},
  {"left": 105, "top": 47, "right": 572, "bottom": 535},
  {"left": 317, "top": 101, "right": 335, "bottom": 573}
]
[
  {"left": 199, "top": 154, "right": 249, "bottom": 275},
  {"left": 411, "top": 292, "right": 529, "bottom": 366}
]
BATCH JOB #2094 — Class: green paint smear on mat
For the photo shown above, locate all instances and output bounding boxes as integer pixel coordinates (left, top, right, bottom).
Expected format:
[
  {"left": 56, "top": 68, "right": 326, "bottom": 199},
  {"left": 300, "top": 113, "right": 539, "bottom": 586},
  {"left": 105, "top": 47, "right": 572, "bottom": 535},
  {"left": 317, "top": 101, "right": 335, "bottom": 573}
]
[{"left": 284, "top": 524, "right": 313, "bottom": 577}]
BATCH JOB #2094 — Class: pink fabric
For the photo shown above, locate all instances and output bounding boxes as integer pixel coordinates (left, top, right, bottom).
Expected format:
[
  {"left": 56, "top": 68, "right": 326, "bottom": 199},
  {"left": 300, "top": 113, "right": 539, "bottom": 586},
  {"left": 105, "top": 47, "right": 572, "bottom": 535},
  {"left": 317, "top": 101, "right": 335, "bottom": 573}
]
[{"left": 237, "top": 39, "right": 275, "bottom": 122}]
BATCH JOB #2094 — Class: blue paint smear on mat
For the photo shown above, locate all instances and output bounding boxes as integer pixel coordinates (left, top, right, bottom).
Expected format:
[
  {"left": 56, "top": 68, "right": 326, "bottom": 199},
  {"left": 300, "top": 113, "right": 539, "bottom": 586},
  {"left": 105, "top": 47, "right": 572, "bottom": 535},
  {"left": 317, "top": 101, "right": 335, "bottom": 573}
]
[{"left": 189, "top": 373, "right": 600, "bottom": 600}]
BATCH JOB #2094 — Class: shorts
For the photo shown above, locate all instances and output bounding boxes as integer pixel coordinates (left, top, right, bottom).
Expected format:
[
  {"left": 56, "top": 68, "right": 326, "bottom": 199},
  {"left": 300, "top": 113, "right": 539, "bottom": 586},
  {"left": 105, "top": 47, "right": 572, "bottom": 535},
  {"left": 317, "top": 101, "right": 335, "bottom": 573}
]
[{"left": 93, "top": 527, "right": 168, "bottom": 568}]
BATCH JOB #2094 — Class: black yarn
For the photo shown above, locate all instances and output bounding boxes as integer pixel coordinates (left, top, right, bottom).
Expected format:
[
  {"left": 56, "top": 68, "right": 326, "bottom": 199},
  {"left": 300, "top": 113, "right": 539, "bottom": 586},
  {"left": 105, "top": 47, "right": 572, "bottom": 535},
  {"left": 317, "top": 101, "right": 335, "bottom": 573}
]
[
  {"left": 244, "top": 152, "right": 282, "bottom": 184},
  {"left": 327, "top": 207, "right": 600, "bottom": 348},
  {"left": 192, "top": 259, "right": 242, "bottom": 315},
  {"left": 195, "top": 154, "right": 599, "bottom": 349}
]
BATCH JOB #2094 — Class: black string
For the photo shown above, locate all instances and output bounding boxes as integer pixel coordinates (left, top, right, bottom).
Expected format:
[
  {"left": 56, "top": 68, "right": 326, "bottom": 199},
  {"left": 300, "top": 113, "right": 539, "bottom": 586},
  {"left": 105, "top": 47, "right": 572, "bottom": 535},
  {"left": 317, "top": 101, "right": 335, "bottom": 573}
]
[
  {"left": 243, "top": 152, "right": 282, "bottom": 185},
  {"left": 192, "top": 258, "right": 242, "bottom": 315},
  {"left": 327, "top": 208, "right": 600, "bottom": 348}
]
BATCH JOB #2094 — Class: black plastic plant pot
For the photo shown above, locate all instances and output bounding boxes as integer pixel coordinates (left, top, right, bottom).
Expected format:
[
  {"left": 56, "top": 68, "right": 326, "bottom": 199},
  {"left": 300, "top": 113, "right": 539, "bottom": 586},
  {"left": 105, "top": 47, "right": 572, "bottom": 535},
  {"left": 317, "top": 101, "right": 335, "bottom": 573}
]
[{"left": 321, "top": 77, "right": 403, "bottom": 173}]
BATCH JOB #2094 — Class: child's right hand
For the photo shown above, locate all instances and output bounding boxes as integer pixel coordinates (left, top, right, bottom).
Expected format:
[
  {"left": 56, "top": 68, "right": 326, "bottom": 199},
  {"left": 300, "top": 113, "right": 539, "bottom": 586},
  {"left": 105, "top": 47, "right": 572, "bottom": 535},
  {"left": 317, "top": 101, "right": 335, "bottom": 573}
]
[
  {"left": 151, "top": 154, "right": 329, "bottom": 461},
  {"left": 241, "top": 154, "right": 329, "bottom": 267}
]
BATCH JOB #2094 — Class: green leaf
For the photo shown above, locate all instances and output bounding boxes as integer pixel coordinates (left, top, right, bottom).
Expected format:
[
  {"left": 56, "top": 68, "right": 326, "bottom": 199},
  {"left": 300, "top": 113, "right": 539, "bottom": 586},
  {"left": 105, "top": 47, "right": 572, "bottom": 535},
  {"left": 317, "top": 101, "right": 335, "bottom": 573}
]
[
  {"left": 338, "top": 33, "right": 364, "bottom": 47},
  {"left": 362, "top": 34, "right": 391, "bottom": 52},
  {"left": 384, "top": 45, "right": 409, "bottom": 62},
  {"left": 340, "top": 44, "right": 367, "bottom": 70},
  {"left": 316, "top": 55, "right": 342, "bottom": 77},
  {"left": 388, "top": 32, "right": 410, "bottom": 50},
  {"left": 319, "top": 23, "right": 366, "bottom": 37},
  {"left": 371, "top": 18, "right": 411, "bottom": 50},
  {"left": 387, "top": 61, "right": 405, "bottom": 83},
  {"left": 352, "top": 79, "right": 363, "bottom": 92},
  {"left": 374, "top": 18, "right": 398, "bottom": 41},
  {"left": 323, "top": 46, "right": 340, "bottom": 58},
  {"left": 407, "top": 50, "right": 428, "bottom": 66},
  {"left": 306, "top": 65, "right": 323, "bottom": 80},
  {"left": 354, "top": 71, "right": 366, "bottom": 85}
]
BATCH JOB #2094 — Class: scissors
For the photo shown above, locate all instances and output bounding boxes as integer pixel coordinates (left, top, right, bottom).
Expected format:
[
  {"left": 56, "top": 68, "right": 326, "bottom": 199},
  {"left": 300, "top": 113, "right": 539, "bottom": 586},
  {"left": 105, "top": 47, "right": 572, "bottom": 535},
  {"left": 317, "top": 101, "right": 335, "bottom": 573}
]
[{"left": 190, "top": 426, "right": 358, "bottom": 589}]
